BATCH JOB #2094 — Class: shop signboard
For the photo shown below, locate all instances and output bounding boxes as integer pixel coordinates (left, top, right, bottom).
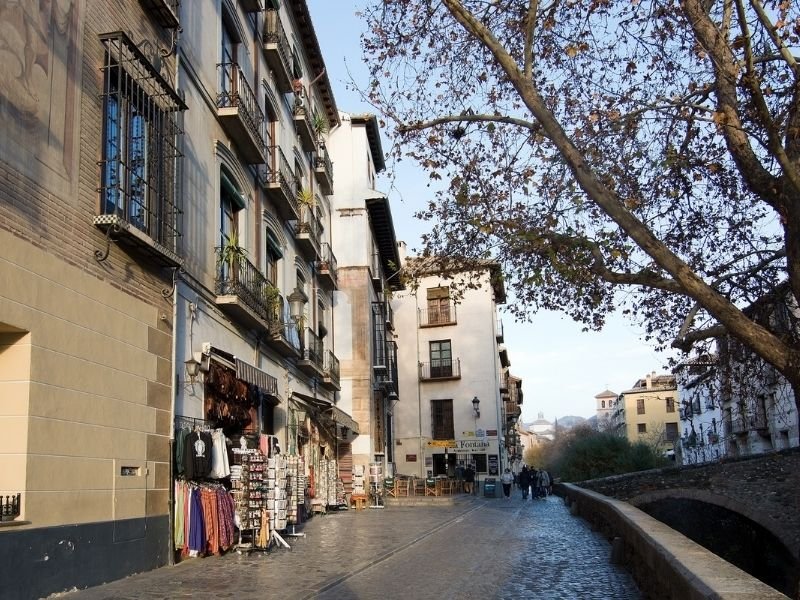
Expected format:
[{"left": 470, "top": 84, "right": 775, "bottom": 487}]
[
  {"left": 488, "top": 454, "right": 499, "bottom": 475},
  {"left": 454, "top": 439, "right": 490, "bottom": 453}
]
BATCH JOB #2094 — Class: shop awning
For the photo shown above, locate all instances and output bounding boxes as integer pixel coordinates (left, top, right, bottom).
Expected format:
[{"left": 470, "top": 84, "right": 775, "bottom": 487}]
[
  {"left": 291, "top": 392, "right": 359, "bottom": 437},
  {"left": 235, "top": 357, "right": 279, "bottom": 402},
  {"left": 206, "top": 346, "right": 279, "bottom": 405}
]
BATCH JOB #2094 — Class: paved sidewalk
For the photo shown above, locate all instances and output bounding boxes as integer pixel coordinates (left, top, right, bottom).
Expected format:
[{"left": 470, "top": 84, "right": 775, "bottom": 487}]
[{"left": 51, "top": 495, "right": 640, "bottom": 600}]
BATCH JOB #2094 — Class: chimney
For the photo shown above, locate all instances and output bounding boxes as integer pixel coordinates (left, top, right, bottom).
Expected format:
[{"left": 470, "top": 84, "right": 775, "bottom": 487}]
[{"left": 646, "top": 371, "right": 654, "bottom": 389}]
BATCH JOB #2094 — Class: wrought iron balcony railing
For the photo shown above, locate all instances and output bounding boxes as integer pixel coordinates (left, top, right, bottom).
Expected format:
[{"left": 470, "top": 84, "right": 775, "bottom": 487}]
[
  {"left": 323, "top": 349, "right": 340, "bottom": 388},
  {"left": 217, "top": 62, "right": 266, "bottom": 163},
  {"left": 419, "top": 358, "right": 461, "bottom": 381},
  {"left": 314, "top": 145, "right": 334, "bottom": 195},
  {"left": 263, "top": 9, "right": 294, "bottom": 92},
  {"left": 419, "top": 305, "right": 457, "bottom": 327},
  {"left": 261, "top": 146, "right": 299, "bottom": 220},
  {"left": 214, "top": 248, "right": 280, "bottom": 328},
  {"left": 316, "top": 242, "right": 338, "bottom": 288},
  {"left": 299, "top": 327, "right": 324, "bottom": 371}
]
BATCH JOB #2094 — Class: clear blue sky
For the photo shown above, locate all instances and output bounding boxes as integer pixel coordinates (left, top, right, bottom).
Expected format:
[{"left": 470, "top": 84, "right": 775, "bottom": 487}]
[{"left": 307, "top": 0, "right": 672, "bottom": 421}]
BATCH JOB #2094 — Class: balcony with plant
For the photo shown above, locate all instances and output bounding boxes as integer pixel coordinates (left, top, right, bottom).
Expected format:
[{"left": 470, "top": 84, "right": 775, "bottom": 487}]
[{"left": 214, "top": 237, "right": 280, "bottom": 332}]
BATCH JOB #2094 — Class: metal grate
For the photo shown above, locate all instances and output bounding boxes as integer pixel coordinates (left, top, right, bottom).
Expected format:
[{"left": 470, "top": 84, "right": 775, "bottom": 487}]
[
  {"left": 1, "top": 493, "right": 20, "bottom": 521},
  {"left": 98, "top": 32, "right": 185, "bottom": 253}
]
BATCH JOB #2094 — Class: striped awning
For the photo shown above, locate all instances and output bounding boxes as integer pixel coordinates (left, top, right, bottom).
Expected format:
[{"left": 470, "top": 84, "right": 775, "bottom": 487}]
[{"left": 235, "top": 357, "right": 279, "bottom": 403}]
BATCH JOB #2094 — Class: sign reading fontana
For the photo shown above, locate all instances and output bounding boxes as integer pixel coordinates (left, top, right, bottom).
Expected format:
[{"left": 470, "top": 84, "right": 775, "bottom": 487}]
[{"left": 455, "top": 439, "right": 490, "bottom": 452}]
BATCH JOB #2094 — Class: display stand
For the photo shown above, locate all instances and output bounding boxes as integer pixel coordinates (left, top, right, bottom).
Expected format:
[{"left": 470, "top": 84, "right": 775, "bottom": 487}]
[{"left": 368, "top": 462, "right": 384, "bottom": 509}]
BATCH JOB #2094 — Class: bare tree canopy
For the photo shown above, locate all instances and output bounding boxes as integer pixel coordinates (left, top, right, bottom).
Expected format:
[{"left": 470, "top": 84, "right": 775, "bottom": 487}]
[{"left": 360, "top": 0, "right": 800, "bottom": 412}]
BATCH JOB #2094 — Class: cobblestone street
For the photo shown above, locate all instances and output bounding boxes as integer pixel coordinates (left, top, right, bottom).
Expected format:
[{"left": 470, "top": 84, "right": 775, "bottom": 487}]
[{"left": 54, "top": 494, "right": 641, "bottom": 600}]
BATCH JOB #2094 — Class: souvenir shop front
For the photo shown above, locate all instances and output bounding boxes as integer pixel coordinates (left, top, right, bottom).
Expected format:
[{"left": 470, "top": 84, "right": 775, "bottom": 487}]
[
  {"left": 289, "top": 393, "right": 359, "bottom": 513},
  {"left": 173, "top": 347, "right": 299, "bottom": 559}
]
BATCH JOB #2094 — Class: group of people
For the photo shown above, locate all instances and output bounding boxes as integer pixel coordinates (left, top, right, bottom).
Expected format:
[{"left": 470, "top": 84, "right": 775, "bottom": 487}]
[{"left": 514, "top": 465, "right": 551, "bottom": 500}]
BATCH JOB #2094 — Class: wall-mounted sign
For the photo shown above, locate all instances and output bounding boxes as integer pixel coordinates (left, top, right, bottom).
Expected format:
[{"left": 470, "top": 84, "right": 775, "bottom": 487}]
[
  {"left": 455, "top": 439, "right": 490, "bottom": 452},
  {"left": 486, "top": 429, "right": 498, "bottom": 437},
  {"left": 427, "top": 439, "right": 456, "bottom": 447},
  {"left": 406, "top": 454, "right": 417, "bottom": 462},
  {"left": 488, "top": 454, "right": 499, "bottom": 475}
]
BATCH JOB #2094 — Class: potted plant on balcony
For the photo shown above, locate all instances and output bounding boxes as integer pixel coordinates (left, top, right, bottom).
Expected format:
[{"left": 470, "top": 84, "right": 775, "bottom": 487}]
[
  {"left": 218, "top": 232, "right": 247, "bottom": 281},
  {"left": 312, "top": 111, "right": 329, "bottom": 141}
]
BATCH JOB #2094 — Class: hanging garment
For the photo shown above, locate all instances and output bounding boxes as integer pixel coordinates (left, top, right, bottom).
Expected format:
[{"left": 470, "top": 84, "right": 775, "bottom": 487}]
[
  {"left": 188, "top": 487, "right": 206, "bottom": 555},
  {"left": 209, "top": 429, "right": 231, "bottom": 479},
  {"left": 175, "top": 428, "right": 189, "bottom": 476},
  {"left": 174, "top": 480, "right": 186, "bottom": 549},
  {"left": 217, "top": 489, "right": 236, "bottom": 550},
  {"left": 184, "top": 430, "right": 213, "bottom": 479},
  {"left": 200, "top": 488, "right": 220, "bottom": 555}
]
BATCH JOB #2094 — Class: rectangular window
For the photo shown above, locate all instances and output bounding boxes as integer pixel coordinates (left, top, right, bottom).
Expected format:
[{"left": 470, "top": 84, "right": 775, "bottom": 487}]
[
  {"left": 637, "top": 398, "right": 645, "bottom": 415},
  {"left": 666, "top": 398, "right": 675, "bottom": 413},
  {"left": 426, "top": 287, "right": 451, "bottom": 324},
  {"left": 429, "top": 340, "right": 453, "bottom": 378},
  {"left": 431, "top": 399, "right": 454, "bottom": 440},
  {"left": 665, "top": 422, "right": 679, "bottom": 441},
  {"left": 637, "top": 423, "right": 647, "bottom": 434},
  {"left": 99, "top": 33, "right": 184, "bottom": 249}
]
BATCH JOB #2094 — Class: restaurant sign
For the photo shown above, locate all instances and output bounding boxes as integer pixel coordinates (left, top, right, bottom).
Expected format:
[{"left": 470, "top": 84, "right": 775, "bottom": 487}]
[{"left": 454, "top": 439, "right": 491, "bottom": 452}]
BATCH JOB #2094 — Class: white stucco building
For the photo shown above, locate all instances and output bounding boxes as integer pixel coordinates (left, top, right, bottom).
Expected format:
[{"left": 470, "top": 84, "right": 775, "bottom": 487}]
[{"left": 391, "top": 258, "right": 509, "bottom": 484}]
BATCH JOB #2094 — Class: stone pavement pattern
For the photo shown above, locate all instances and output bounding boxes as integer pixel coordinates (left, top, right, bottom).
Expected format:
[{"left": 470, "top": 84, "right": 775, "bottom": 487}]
[{"left": 53, "top": 495, "right": 640, "bottom": 600}]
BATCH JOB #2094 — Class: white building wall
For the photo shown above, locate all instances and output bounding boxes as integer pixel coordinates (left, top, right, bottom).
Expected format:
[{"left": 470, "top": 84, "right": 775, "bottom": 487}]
[{"left": 392, "top": 268, "right": 505, "bottom": 480}]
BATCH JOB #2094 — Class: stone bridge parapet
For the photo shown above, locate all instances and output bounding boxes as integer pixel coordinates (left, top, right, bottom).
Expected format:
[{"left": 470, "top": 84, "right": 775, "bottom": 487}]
[{"left": 573, "top": 447, "right": 800, "bottom": 564}]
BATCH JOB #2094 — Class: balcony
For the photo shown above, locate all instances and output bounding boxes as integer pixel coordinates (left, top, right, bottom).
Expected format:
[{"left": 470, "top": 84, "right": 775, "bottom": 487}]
[
  {"left": 294, "top": 204, "right": 322, "bottom": 260},
  {"left": 316, "top": 242, "right": 338, "bottom": 289},
  {"left": 292, "top": 90, "right": 316, "bottom": 152},
  {"left": 505, "top": 400, "right": 521, "bottom": 419},
  {"left": 419, "top": 358, "right": 461, "bottom": 381},
  {"left": 321, "top": 350, "right": 341, "bottom": 391},
  {"left": 265, "top": 294, "right": 302, "bottom": 358},
  {"left": 419, "top": 305, "right": 457, "bottom": 327},
  {"left": 298, "top": 328, "right": 325, "bottom": 377},
  {"left": 314, "top": 145, "right": 334, "bottom": 195},
  {"left": 217, "top": 62, "right": 266, "bottom": 164},
  {"left": 263, "top": 10, "right": 294, "bottom": 93},
  {"left": 240, "top": 0, "right": 262, "bottom": 11},
  {"left": 496, "top": 319, "right": 504, "bottom": 343},
  {"left": 214, "top": 249, "right": 280, "bottom": 332},
  {"left": 260, "top": 146, "right": 300, "bottom": 220},
  {"left": 139, "top": 0, "right": 179, "bottom": 28}
]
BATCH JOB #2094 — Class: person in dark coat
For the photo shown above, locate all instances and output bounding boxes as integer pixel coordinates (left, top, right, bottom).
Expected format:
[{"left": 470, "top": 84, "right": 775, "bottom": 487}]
[{"left": 518, "top": 465, "right": 531, "bottom": 500}]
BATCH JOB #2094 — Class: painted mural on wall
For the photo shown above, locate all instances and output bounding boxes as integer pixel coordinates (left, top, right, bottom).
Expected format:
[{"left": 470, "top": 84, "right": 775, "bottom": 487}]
[{"left": 0, "top": 0, "right": 81, "bottom": 188}]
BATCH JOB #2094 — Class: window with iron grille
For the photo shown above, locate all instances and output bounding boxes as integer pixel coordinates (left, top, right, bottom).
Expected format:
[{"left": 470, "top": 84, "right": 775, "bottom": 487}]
[
  {"left": 99, "top": 32, "right": 184, "bottom": 249},
  {"left": 666, "top": 397, "right": 675, "bottom": 413},
  {"left": 431, "top": 399, "right": 454, "bottom": 440}
]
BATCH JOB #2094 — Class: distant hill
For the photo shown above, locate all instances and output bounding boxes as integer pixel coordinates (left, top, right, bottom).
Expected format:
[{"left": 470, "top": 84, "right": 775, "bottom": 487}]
[
  {"left": 555, "top": 415, "right": 587, "bottom": 429},
  {"left": 522, "top": 415, "right": 589, "bottom": 432}
]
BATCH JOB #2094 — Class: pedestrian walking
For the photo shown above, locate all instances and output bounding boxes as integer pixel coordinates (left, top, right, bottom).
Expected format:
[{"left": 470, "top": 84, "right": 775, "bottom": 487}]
[
  {"left": 537, "top": 468, "right": 550, "bottom": 499},
  {"left": 501, "top": 468, "right": 514, "bottom": 500},
  {"left": 518, "top": 465, "right": 531, "bottom": 500},
  {"left": 464, "top": 463, "right": 475, "bottom": 495}
]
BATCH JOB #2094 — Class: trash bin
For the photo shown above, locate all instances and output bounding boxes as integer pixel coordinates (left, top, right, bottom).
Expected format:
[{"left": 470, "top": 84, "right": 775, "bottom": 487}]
[{"left": 483, "top": 477, "right": 497, "bottom": 497}]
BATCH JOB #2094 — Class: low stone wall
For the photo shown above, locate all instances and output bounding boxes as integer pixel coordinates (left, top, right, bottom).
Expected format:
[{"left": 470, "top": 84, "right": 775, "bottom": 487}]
[{"left": 557, "top": 483, "right": 789, "bottom": 600}]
